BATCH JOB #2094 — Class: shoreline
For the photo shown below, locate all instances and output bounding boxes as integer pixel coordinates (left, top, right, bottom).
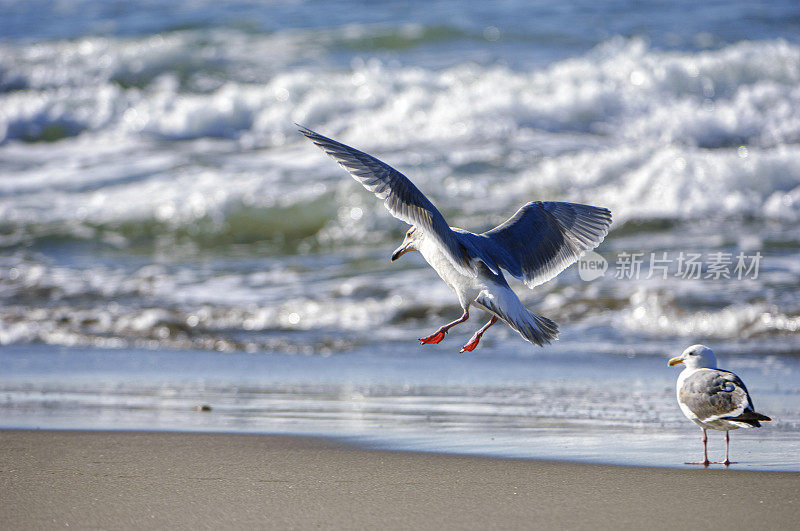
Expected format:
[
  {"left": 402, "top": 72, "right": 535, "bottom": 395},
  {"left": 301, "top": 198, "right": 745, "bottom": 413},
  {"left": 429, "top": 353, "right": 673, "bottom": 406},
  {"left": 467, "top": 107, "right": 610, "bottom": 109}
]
[
  {"left": 2, "top": 429, "right": 799, "bottom": 529},
  {"left": 4, "top": 343, "right": 797, "bottom": 473},
  {"left": 0, "top": 425, "right": 793, "bottom": 473}
]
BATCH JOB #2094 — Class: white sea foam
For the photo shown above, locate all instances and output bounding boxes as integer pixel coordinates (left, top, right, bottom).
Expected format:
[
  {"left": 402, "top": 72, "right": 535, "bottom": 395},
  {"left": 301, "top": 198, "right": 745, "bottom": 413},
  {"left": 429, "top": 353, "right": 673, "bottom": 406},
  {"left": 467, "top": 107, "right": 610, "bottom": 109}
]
[
  {"left": 620, "top": 287, "right": 800, "bottom": 339},
  {"left": 1, "top": 32, "right": 799, "bottom": 351},
  {"left": 2, "top": 35, "right": 799, "bottom": 233},
  {"left": 525, "top": 142, "right": 800, "bottom": 224}
]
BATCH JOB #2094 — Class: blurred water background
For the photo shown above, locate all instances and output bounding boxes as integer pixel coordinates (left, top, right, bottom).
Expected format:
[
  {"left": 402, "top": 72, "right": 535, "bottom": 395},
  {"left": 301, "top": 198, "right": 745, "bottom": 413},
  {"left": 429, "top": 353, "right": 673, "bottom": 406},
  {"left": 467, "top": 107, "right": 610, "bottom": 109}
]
[{"left": 1, "top": 0, "right": 799, "bottom": 469}]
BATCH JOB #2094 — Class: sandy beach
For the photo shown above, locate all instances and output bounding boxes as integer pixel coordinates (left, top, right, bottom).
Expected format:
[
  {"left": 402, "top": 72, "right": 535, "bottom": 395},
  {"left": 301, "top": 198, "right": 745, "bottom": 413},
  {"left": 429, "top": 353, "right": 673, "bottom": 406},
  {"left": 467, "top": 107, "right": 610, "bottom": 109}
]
[{"left": 2, "top": 430, "right": 798, "bottom": 529}]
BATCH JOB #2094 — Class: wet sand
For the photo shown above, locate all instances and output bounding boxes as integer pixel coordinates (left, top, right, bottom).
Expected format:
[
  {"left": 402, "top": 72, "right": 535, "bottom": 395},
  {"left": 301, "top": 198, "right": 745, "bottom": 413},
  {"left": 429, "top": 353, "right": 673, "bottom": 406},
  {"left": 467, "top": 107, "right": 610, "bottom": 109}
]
[{"left": 2, "top": 430, "right": 799, "bottom": 529}]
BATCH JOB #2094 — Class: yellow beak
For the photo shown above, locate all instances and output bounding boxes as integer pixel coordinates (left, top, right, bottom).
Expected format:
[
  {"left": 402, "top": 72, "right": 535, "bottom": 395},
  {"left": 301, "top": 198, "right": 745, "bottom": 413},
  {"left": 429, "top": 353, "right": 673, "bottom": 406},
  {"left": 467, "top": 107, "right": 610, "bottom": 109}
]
[{"left": 667, "top": 356, "right": 684, "bottom": 367}]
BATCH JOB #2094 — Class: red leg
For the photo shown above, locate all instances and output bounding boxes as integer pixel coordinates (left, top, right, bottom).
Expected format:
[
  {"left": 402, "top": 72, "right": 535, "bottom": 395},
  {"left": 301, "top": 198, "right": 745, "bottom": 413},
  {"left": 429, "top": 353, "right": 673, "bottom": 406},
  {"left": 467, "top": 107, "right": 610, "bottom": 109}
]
[
  {"left": 460, "top": 316, "right": 498, "bottom": 353},
  {"left": 724, "top": 431, "right": 730, "bottom": 465},
  {"left": 419, "top": 309, "right": 469, "bottom": 345},
  {"left": 686, "top": 428, "right": 709, "bottom": 466}
]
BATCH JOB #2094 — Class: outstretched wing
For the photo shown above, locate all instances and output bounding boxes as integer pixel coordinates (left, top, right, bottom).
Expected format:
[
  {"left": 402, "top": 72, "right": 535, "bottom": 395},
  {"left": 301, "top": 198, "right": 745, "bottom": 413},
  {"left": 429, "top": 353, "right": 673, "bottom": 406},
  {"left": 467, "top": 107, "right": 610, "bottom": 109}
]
[
  {"left": 299, "top": 126, "right": 474, "bottom": 277},
  {"left": 481, "top": 201, "right": 612, "bottom": 288},
  {"left": 679, "top": 369, "right": 761, "bottom": 424}
]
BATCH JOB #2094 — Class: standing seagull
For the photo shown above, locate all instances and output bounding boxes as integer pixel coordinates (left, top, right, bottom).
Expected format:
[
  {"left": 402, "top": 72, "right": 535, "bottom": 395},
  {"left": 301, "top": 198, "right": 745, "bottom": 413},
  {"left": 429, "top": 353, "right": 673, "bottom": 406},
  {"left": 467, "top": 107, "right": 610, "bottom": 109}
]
[
  {"left": 668, "top": 344, "right": 771, "bottom": 466},
  {"left": 299, "top": 126, "right": 612, "bottom": 352}
]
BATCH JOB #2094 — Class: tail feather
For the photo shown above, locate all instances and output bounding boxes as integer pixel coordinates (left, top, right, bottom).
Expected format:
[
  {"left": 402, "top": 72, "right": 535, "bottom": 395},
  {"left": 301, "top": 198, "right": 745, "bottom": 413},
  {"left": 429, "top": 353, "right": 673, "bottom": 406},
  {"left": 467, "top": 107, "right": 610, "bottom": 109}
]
[
  {"left": 722, "top": 410, "right": 772, "bottom": 428},
  {"left": 475, "top": 292, "right": 559, "bottom": 347}
]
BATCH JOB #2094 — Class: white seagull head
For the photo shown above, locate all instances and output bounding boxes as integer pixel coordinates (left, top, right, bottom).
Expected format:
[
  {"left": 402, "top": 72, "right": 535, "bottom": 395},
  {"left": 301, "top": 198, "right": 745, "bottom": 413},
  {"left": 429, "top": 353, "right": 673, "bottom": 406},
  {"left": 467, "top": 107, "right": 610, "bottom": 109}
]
[
  {"left": 391, "top": 226, "right": 422, "bottom": 262},
  {"left": 668, "top": 344, "right": 718, "bottom": 370}
]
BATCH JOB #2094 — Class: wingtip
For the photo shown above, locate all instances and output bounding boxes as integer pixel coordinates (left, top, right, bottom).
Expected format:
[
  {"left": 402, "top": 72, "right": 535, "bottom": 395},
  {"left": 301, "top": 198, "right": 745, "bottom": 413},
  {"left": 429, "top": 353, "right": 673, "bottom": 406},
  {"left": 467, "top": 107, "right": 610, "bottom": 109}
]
[
  {"left": 297, "top": 125, "right": 334, "bottom": 148},
  {"left": 296, "top": 123, "right": 315, "bottom": 137}
]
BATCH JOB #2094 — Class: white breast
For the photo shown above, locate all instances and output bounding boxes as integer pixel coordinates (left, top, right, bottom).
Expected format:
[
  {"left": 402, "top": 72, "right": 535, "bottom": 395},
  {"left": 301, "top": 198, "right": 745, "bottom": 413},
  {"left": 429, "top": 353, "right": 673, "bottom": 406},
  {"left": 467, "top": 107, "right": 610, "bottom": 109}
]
[{"left": 417, "top": 235, "right": 482, "bottom": 308}]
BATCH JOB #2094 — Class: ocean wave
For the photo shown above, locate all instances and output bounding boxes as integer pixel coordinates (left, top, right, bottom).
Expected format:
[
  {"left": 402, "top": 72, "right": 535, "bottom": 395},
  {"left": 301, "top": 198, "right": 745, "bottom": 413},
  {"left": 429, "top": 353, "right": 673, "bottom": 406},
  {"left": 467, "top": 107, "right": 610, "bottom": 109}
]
[
  {"left": 527, "top": 142, "right": 800, "bottom": 225},
  {"left": 1, "top": 36, "right": 799, "bottom": 238},
  {"left": 2, "top": 247, "right": 798, "bottom": 353},
  {"left": 620, "top": 288, "right": 800, "bottom": 339},
  {"left": 3, "top": 34, "right": 800, "bottom": 145}
]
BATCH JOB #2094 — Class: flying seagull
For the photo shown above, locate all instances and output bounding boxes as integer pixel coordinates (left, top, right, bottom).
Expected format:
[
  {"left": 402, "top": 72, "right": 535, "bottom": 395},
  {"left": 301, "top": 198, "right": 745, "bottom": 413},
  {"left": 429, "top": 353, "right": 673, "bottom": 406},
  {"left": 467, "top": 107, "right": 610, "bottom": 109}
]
[
  {"left": 668, "top": 344, "right": 771, "bottom": 466},
  {"left": 299, "top": 126, "right": 612, "bottom": 352}
]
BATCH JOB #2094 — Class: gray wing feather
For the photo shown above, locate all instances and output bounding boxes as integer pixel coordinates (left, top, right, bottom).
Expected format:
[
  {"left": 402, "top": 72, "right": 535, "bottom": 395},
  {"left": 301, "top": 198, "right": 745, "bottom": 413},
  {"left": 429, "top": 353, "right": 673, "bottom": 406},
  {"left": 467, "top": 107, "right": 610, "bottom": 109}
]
[
  {"left": 299, "top": 126, "right": 474, "bottom": 277},
  {"left": 482, "top": 201, "right": 612, "bottom": 288},
  {"left": 679, "top": 369, "right": 755, "bottom": 423}
]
